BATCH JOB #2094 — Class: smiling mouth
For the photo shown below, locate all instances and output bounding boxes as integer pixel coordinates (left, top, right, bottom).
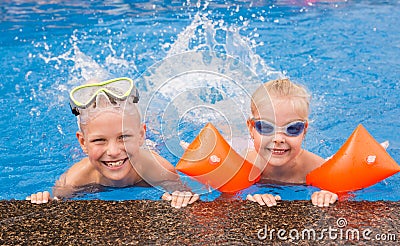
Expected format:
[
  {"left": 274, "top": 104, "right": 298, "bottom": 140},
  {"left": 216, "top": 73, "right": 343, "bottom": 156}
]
[
  {"left": 102, "top": 158, "right": 128, "bottom": 168},
  {"left": 268, "top": 148, "right": 289, "bottom": 155}
]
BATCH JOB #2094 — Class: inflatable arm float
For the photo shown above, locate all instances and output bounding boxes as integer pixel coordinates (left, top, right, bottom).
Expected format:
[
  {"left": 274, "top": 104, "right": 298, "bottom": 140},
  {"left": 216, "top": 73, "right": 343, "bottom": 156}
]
[
  {"left": 176, "top": 123, "right": 261, "bottom": 193},
  {"left": 306, "top": 124, "right": 400, "bottom": 193}
]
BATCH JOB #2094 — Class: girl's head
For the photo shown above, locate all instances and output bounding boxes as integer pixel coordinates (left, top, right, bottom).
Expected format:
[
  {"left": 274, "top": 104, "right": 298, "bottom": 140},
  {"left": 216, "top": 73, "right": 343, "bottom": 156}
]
[{"left": 248, "top": 78, "right": 311, "bottom": 168}]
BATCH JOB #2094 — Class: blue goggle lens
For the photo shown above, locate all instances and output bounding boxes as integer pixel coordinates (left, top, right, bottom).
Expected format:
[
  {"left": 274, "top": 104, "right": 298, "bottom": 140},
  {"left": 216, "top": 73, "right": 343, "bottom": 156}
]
[{"left": 253, "top": 120, "right": 306, "bottom": 137}]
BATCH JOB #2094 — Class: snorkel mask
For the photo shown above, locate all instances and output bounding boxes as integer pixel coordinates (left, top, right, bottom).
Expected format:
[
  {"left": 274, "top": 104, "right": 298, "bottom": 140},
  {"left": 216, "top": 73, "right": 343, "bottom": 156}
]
[{"left": 69, "top": 77, "right": 140, "bottom": 125}]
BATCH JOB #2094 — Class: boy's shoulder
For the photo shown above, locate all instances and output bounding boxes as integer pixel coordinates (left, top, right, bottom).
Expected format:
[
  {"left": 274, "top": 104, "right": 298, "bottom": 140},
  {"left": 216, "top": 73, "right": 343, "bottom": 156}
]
[
  {"left": 138, "top": 148, "right": 173, "bottom": 169},
  {"left": 135, "top": 148, "right": 177, "bottom": 181},
  {"left": 63, "top": 157, "right": 96, "bottom": 186}
]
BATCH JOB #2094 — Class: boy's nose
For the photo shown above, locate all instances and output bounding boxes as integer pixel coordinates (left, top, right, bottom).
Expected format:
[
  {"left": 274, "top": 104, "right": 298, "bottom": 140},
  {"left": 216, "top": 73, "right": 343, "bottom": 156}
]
[{"left": 107, "top": 141, "right": 122, "bottom": 156}]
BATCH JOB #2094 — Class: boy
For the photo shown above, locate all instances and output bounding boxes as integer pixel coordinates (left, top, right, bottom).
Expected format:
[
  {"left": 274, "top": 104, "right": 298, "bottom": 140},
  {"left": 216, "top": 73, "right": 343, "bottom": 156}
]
[
  {"left": 27, "top": 77, "right": 198, "bottom": 208},
  {"left": 245, "top": 78, "right": 338, "bottom": 207}
]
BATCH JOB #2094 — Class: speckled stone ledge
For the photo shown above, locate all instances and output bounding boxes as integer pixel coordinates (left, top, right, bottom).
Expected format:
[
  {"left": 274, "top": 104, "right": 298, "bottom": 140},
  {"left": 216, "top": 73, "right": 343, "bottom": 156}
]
[{"left": 0, "top": 200, "right": 399, "bottom": 245}]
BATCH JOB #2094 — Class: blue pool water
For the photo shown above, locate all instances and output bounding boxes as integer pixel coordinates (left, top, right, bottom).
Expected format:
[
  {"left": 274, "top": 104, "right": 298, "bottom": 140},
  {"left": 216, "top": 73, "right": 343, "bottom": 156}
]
[{"left": 1, "top": 0, "right": 399, "bottom": 202}]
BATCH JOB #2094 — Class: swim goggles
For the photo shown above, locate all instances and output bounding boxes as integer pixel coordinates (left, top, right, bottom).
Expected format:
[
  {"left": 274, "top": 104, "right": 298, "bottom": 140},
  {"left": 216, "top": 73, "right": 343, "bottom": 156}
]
[
  {"left": 250, "top": 119, "right": 307, "bottom": 137},
  {"left": 69, "top": 77, "right": 139, "bottom": 116}
]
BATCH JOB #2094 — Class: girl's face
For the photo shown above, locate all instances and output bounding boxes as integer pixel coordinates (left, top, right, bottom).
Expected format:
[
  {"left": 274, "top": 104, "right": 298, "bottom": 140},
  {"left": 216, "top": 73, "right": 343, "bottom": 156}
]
[
  {"left": 77, "top": 111, "right": 145, "bottom": 182},
  {"left": 248, "top": 96, "right": 307, "bottom": 168}
]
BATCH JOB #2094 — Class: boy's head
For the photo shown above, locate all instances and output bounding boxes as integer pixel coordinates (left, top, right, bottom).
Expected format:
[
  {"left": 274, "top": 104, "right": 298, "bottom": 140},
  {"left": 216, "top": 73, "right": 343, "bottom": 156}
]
[
  {"left": 70, "top": 78, "right": 145, "bottom": 181},
  {"left": 250, "top": 78, "right": 310, "bottom": 121}
]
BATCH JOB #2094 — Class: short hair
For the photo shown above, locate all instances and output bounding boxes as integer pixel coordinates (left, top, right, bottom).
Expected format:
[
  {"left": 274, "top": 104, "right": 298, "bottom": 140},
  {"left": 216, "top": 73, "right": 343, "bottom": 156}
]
[
  {"left": 78, "top": 100, "right": 142, "bottom": 134},
  {"left": 250, "top": 78, "right": 311, "bottom": 120}
]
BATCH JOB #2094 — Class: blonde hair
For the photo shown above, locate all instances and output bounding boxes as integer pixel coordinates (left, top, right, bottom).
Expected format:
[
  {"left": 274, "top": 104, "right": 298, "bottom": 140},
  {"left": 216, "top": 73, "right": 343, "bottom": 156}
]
[
  {"left": 78, "top": 101, "right": 142, "bottom": 134},
  {"left": 250, "top": 78, "right": 311, "bottom": 120}
]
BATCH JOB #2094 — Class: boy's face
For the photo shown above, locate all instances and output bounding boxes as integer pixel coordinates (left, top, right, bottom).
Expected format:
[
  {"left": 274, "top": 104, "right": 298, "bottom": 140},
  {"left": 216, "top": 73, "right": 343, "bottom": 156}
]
[
  {"left": 77, "top": 111, "right": 145, "bottom": 182},
  {"left": 248, "top": 96, "right": 306, "bottom": 168}
]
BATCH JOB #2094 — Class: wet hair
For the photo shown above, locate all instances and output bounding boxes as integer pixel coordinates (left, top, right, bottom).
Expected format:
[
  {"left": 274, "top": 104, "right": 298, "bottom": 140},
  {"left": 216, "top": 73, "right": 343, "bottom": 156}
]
[
  {"left": 250, "top": 78, "right": 310, "bottom": 120},
  {"left": 77, "top": 98, "right": 142, "bottom": 131}
]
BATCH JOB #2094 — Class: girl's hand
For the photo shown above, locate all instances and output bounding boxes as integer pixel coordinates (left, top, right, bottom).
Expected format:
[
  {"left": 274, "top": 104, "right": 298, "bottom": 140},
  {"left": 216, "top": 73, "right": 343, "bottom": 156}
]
[
  {"left": 311, "top": 190, "right": 338, "bottom": 207},
  {"left": 246, "top": 193, "right": 281, "bottom": 207}
]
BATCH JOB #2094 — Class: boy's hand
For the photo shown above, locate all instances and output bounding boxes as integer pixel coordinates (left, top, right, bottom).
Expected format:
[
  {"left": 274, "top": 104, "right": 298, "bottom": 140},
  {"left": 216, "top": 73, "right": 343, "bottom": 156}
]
[
  {"left": 162, "top": 191, "right": 199, "bottom": 209},
  {"left": 26, "top": 191, "right": 57, "bottom": 204},
  {"left": 311, "top": 190, "right": 338, "bottom": 207},
  {"left": 246, "top": 194, "right": 281, "bottom": 207}
]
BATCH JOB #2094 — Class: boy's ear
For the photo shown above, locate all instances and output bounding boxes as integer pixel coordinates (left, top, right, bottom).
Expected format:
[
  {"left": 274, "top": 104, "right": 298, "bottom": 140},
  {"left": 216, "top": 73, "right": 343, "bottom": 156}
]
[
  {"left": 76, "top": 131, "right": 88, "bottom": 154},
  {"left": 139, "top": 123, "right": 146, "bottom": 146}
]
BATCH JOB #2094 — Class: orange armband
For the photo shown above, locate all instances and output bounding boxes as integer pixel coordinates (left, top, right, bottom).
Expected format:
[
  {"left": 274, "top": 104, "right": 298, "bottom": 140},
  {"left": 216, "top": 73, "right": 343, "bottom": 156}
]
[
  {"left": 176, "top": 123, "right": 261, "bottom": 193},
  {"left": 306, "top": 124, "right": 400, "bottom": 193}
]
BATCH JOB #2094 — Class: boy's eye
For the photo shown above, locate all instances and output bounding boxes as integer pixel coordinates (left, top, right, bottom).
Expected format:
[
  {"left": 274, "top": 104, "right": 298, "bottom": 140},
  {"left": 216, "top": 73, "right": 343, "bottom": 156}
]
[
  {"left": 120, "top": 135, "right": 132, "bottom": 140},
  {"left": 90, "top": 138, "right": 106, "bottom": 143}
]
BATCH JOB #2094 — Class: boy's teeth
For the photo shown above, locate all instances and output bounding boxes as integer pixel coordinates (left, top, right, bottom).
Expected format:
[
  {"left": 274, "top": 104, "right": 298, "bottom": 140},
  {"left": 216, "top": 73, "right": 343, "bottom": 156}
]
[{"left": 104, "top": 160, "right": 124, "bottom": 167}]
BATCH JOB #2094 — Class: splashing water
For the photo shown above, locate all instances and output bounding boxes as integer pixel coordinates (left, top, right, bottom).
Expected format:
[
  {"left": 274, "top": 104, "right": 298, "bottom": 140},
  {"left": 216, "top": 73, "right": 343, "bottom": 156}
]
[{"left": 138, "top": 13, "right": 283, "bottom": 160}]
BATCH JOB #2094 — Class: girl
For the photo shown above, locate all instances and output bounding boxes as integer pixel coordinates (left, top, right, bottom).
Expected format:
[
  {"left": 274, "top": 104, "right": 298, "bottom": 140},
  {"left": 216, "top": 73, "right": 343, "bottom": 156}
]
[{"left": 245, "top": 78, "right": 337, "bottom": 207}]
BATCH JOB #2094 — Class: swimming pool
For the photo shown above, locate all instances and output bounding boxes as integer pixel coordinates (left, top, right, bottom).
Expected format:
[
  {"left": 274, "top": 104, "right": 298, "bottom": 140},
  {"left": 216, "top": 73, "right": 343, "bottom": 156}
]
[{"left": 1, "top": 0, "right": 399, "bottom": 202}]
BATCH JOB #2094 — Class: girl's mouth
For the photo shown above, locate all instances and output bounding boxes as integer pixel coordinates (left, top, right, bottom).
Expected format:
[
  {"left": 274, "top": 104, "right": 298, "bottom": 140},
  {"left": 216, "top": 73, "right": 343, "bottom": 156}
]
[
  {"left": 268, "top": 148, "right": 289, "bottom": 155},
  {"left": 102, "top": 158, "right": 128, "bottom": 168}
]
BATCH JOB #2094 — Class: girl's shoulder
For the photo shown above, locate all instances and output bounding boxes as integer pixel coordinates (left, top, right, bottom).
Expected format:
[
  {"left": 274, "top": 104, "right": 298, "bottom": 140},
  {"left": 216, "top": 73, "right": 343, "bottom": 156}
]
[{"left": 301, "top": 149, "right": 325, "bottom": 170}]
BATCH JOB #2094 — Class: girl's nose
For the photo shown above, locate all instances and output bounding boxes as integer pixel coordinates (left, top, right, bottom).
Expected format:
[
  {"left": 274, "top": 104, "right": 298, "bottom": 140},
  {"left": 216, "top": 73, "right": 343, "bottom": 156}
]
[{"left": 272, "top": 133, "right": 286, "bottom": 144}]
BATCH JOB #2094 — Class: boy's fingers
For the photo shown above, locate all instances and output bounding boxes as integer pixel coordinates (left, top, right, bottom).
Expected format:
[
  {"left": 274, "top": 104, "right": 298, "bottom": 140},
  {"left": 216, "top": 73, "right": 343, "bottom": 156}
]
[
  {"left": 161, "top": 192, "right": 172, "bottom": 201},
  {"left": 30, "top": 194, "right": 37, "bottom": 203},
  {"left": 168, "top": 191, "right": 199, "bottom": 208},
  {"left": 171, "top": 191, "right": 184, "bottom": 209},
  {"left": 262, "top": 194, "right": 277, "bottom": 207},
  {"left": 36, "top": 192, "right": 43, "bottom": 204},
  {"left": 27, "top": 191, "right": 52, "bottom": 204},
  {"left": 246, "top": 194, "right": 256, "bottom": 202},
  {"left": 42, "top": 191, "right": 50, "bottom": 203},
  {"left": 330, "top": 193, "right": 338, "bottom": 204},
  {"left": 188, "top": 193, "right": 199, "bottom": 204},
  {"left": 180, "top": 192, "right": 193, "bottom": 207},
  {"left": 253, "top": 194, "right": 266, "bottom": 206},
  {"left": 170, "top": 191, "right": 180, "bottom": 208}
]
